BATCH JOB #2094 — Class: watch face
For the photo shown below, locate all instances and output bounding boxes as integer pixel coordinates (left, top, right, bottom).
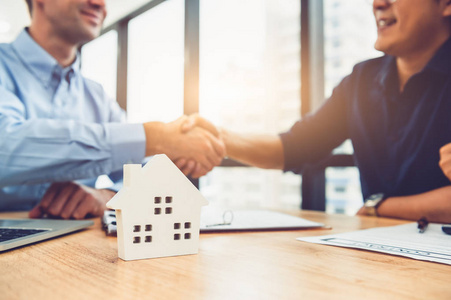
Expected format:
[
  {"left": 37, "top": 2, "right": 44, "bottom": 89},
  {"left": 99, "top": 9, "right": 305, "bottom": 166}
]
[
  {"left": 364, "top": 193, "right": 385, "bottom": 217},
  {"left": 365, "top": 193, "right": 385, "bottom": 208},
  {"left": 366, "top": 199, "right": 377, "bottom": 207},
  {"left": 368, "top": 193, "right": 384, "bottom": 201}
]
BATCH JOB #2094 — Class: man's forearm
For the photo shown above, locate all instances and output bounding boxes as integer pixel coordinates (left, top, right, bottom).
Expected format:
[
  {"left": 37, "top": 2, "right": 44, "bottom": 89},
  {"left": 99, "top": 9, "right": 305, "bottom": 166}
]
[
  {"left": 221, "top": 129, "right": 284, "bottom": 170},
  {"left": 377, "top": 186, "right": 451, "bottom": 223}
]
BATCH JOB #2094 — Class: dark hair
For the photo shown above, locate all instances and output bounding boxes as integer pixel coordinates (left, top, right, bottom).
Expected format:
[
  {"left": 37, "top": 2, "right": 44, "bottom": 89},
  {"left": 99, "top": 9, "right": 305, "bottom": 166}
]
[{"left": 25, "top": 0, "right": 32, "bottom": 16}]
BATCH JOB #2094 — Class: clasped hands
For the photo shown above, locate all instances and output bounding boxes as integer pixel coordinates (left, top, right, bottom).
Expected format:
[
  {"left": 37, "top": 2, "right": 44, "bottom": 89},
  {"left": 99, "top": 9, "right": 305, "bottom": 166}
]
[{"left": 168, "top": 114, "right": 226, "bottom": 178}]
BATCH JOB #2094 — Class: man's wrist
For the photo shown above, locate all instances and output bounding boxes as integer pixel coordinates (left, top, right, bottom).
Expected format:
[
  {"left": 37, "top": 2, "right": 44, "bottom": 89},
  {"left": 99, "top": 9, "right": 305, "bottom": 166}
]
[
  {"left": 364, "top": 193, "right": 387, "bottom": 217},
  {"left": 143, "top": 121, "right": 166, "bottom": 156}
]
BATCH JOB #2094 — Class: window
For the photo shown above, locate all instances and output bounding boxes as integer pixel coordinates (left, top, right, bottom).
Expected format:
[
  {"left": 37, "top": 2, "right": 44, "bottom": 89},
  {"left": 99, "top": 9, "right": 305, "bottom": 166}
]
[
  {"left": 81, "top": 30, "right": 118, "bottom": 190},
  {"left": 87, "top": 0, "right": 385, "bottom": 214},
  {"left": 81, "top": 30, "right": 118, "bottom": 100},
  {"left": 323, "top": 0, "right": 382, "bottom": 215},
  {"left": 198, "top": 0, "right": 302, "bottom": 210},
  {"left": 127, "top": 0, "right": 185, "bottom": 123}
]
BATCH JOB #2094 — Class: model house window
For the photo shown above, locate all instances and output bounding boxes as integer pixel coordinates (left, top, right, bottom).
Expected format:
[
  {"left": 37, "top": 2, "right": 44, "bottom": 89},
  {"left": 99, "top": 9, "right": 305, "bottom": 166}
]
[{"left": 174, "top": 222, "right": 192, "bottom": 240}]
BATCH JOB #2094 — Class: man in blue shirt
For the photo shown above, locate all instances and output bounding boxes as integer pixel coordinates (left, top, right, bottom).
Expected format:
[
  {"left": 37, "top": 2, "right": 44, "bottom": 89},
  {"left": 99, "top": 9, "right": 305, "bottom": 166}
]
[
  {"left": 181, "top": 0, "right": 451, "bottom": 223},
  {"left": 0, "top": 0, "right": 225, "bottom": 218}
]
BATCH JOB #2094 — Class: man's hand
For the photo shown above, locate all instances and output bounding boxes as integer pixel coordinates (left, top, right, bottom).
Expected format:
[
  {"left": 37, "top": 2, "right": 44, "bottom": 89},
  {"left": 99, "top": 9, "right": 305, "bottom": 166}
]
[
  {"left": 181, "top": 113, "right": 220, "bottom": 137},
  {"left": 29, "top": 182, "right": 116, "bottom": 219},
  {"left": 175, "top": 114, "right": 224, "bottom": 177},
  {"left": 356, "top": 206, "right": 369, "bottom": 216},
  {"left": 439, "top": 143, "right": 451, "bottom": 182},
  {"left": 144, "top": 115, "right": 225, "bottom": 176},
  {"left": 174, "top": 157, "right": 211, "bottom": 178}
]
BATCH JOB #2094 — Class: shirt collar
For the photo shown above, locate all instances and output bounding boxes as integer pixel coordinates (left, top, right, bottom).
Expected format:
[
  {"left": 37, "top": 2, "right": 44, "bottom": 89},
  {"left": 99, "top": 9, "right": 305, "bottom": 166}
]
[
  {"left": 424, "top": 37, "right": 451, "bottom": 75},
  {"left": 375, "top": 37, "right": 451, "bottom": 91},
  {"left": 11, "top": 28, "right": 80, "bottom": 88},
  {"left": 376, "top": 55, "right": 398, "bottom": 93}
]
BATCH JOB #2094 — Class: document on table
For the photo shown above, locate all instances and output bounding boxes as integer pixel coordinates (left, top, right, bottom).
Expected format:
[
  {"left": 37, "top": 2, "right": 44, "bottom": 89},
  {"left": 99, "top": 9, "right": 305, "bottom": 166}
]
[
  {"left": 200, "top": 209, "right": 325, "bottom": 232},
  {"left": 298, "top": 223, "right": 451, "bottom": 265}
]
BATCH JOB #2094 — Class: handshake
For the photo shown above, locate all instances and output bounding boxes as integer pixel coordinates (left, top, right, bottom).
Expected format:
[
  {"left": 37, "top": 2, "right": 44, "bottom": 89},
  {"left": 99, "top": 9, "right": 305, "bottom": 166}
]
[{"left": 143, "top": 114, "right": 226, "bottom": 178}]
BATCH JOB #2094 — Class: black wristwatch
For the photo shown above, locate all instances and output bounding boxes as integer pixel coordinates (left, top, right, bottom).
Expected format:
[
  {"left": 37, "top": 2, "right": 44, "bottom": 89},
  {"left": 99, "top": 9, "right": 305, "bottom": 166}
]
[{"left": 364, "top": 193, "right": 386, "bottom": 217}]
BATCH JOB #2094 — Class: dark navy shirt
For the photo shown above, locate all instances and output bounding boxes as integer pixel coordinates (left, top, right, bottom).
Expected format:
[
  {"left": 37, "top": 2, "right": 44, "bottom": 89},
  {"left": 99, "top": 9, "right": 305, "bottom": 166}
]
[{"left": 280, "top": 38, "right": 451, "bottom": 200}]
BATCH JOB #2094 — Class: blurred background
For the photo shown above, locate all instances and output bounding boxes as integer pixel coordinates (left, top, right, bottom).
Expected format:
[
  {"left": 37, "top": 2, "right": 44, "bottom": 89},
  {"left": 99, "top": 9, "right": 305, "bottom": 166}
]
[{"left": 0, "top": 0, "right": 381, "bottom": 215}]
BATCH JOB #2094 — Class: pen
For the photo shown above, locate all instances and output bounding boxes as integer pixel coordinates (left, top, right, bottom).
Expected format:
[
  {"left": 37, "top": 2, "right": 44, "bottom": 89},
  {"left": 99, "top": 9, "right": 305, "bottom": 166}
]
[
  {"left": 442, "top": 224, "right": 451, "bottom": 235},
  {"left": 417, "top": 217, "right": 428, "bottom": 233}
]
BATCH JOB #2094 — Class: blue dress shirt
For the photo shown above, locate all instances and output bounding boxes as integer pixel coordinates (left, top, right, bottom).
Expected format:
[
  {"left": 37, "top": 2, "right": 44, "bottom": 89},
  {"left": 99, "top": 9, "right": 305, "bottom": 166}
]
[
  {"left": 0, "top": 29, "right": 146, "bottom": 211},
  {"left": 281, "top": 37, "right": 451, "bottom": 200}
]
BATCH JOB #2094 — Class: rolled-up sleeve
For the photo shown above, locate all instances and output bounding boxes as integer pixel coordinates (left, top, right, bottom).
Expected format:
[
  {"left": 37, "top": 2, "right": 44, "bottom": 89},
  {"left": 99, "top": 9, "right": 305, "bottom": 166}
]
[{"left": 279, "top": 76, "right": 351, "bottom": 174}]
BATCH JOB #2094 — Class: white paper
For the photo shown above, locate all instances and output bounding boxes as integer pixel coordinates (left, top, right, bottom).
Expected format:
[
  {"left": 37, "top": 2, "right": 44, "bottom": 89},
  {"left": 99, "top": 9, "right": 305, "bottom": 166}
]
[
  {"left": 298, "top": 223, "right": 451, "bottom": 265},
  {"left": 200, "top": 209, "right": 324, "bottom": 232}
]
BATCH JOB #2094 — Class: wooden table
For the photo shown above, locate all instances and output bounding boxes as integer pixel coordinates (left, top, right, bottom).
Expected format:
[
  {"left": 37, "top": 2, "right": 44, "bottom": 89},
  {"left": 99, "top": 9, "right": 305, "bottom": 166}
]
[{"left": 1, "top": 211, "right": 449, "bottom": 300}]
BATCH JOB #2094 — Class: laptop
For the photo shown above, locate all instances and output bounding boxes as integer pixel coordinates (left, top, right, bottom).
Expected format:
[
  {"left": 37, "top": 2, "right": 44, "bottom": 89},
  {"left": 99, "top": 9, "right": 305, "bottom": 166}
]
[{"left": 0, "top": 218, "right": 94, "bottom": 252}]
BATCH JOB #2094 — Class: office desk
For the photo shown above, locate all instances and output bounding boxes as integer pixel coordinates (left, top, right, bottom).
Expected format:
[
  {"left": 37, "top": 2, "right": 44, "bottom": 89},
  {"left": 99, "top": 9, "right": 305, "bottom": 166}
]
[{"left": 1, "top": 211, "right": 449, "bottom": 300}]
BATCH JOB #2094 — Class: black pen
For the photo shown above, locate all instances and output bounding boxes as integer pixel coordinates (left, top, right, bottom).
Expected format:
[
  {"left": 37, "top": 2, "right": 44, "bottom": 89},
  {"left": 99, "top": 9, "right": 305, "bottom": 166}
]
[
  {"left": 417, "top": 217, "right": 429, "bottom": 233},
  {"left": 442, "top": 224, "right": 451, "bottom": 235}
]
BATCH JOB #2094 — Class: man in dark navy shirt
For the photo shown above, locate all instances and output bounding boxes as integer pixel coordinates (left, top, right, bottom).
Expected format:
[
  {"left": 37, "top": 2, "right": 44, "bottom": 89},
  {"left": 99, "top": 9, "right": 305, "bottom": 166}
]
[{"left": 180, "top": 0, "right": 451, "bottom": 223}]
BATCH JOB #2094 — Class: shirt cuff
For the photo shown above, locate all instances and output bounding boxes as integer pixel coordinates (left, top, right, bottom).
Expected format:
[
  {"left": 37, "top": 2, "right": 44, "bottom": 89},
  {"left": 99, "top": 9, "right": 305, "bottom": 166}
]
[
  {"left": 107, "top": 179, "right": 123, "bottom": 193},
  {"left": 105, "top": 123, "right": 146, "bottom": 172}
]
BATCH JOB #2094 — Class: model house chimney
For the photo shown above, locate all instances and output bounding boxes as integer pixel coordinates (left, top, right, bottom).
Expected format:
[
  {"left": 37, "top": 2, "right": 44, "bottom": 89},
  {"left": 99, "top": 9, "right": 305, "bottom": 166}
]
[{"left": 123, "top": 164, "right": 142, "bottom": 187}]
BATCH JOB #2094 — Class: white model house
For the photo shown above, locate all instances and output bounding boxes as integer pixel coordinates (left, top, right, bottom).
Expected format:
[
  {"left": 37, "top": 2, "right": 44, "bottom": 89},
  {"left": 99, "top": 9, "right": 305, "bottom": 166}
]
[{"left": 106, "top": 154, "right": 208, "bottom": 261}]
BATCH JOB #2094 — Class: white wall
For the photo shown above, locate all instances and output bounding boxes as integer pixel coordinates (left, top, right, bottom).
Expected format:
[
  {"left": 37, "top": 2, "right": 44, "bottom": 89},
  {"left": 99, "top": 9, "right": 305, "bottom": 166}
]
[{"left": 0, "top": 0, "right": 153, "bottom": 43}]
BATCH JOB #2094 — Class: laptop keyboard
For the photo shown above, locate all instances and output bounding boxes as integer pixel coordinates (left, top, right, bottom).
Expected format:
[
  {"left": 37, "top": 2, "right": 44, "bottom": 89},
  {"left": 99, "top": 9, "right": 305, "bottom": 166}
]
[{"left": 0, "top": 228, "right": 48, "bottom": 242}]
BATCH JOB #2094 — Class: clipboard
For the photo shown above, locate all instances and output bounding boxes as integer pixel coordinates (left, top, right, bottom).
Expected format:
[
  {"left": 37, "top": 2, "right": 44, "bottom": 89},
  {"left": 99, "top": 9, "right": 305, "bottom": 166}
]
[
  {"left": 200, "top": 209, "right": 326, "bottom": 232},
  {"left": 102, "top": 209, "right": 327, "bottom": 236}
]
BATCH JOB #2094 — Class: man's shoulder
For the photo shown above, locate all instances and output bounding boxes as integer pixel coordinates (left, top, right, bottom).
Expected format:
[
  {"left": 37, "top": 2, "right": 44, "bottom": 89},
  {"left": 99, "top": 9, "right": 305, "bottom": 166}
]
[
  {"left": 0, "top": 43, "right": 19, "bottom": 81},
  {"left": 351, "top": 55, "right": 390, "bottom": 75},
  {"left": 81, "top": 76, "right": 107, "bottom": 94},
  {"left": 0, "top": 42, "right": 16, "bottom": 64},
  {"left": 0, "top": 42, "right": 23, "bottom": 71},
  {"left": 339, "top": 55, "right": 391, "bottom": 87},
  {"left": 79, "top": 75, "right": 114, "bottom": 102}
]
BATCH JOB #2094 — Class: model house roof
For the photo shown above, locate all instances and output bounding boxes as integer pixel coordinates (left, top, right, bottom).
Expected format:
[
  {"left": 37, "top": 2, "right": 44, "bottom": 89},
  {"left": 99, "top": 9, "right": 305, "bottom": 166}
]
[{"left": 106, "top": 154, "right": 208, "bottom": 211}]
